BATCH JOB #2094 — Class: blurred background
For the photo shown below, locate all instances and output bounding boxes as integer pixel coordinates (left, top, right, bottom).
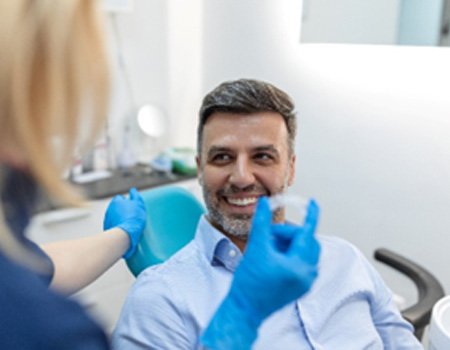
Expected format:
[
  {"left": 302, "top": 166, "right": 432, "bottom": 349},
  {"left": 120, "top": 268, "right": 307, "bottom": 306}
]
[{"left": 30, "top": 0, "right": 450, "bottom": 339}]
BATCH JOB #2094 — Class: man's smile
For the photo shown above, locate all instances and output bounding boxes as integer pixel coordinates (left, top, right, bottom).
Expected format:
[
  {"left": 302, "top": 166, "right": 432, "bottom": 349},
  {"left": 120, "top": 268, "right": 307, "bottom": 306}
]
[
  {"left": 226, "top": 196, "right": 258, "bottom": 206},
  {"left": 220, "top": 194, "right": 265, "bottom": 215}
]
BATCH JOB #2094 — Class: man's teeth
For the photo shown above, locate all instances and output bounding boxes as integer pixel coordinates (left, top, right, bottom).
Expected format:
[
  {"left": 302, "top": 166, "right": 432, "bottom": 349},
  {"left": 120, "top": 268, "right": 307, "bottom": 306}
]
[{"left": 227, "top": 197, "right": 258, "bottom": 206}]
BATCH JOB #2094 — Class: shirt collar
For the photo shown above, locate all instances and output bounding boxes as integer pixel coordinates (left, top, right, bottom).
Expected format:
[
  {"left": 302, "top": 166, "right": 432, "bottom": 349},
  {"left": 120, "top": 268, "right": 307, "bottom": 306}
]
[{"left": 195, "top": 215, "right": 243, "bottom": 272}]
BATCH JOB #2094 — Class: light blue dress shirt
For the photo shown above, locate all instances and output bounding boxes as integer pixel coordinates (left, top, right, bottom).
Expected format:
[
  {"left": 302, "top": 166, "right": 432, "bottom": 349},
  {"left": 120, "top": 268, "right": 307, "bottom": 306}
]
[{"left": 112, "top": 216, "right": 422, "bottom": 349}]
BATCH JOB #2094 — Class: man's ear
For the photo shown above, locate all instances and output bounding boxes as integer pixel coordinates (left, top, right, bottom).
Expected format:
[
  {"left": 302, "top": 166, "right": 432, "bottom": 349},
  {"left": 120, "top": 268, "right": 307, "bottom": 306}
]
[{"left": 287, "top": 154, "right": 296, "bottom": 186}]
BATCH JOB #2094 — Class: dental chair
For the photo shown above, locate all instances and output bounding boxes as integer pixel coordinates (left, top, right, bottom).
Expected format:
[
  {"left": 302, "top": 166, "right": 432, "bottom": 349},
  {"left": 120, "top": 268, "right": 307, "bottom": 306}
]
[
  {"left": 374, "top": 248, "right": 445, "bottom": 340},
  {"left": 126, "top": 186, "right": 205, "bottom": 276},
  {"left": 126, "top": 185, "right": 445, "bottom": 341}
]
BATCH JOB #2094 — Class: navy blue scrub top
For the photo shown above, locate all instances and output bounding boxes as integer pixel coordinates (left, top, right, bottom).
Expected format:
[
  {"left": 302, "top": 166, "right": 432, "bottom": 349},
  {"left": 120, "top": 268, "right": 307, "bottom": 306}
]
[{"left": 0, "top": 166, "right": 109, "bottom": 349}]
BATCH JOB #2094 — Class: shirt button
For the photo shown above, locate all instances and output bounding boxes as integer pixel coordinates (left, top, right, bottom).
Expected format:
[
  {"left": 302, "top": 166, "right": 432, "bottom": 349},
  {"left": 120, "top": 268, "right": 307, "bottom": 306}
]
[{"left": 229, "top": 249, "right": 237, "bottom": 258}]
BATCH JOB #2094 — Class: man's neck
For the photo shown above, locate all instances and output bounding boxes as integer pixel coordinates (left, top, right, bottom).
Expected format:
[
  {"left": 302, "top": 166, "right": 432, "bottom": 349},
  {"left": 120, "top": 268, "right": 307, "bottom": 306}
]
[
  {"left": 224, "top": 234, "right": 247, "bottom": 252},
  {"left": 207, "top": 218, "right": 248, "bottom": 252},
  {"left": 206, "top": 208, "right": 287, "bottom": 253}
]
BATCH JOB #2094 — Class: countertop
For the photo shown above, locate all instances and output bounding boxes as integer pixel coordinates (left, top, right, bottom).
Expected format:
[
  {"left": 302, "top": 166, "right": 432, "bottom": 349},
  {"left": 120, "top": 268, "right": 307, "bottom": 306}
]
[{"left": 36, "top": 165, "right": 196, "bottom": 213}]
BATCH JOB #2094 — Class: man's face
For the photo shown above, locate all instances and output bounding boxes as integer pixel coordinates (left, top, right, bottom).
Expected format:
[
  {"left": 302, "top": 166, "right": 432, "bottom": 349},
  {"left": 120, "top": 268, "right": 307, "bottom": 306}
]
[{"left": 196, "top": 111, "right": 295, "bottom": 240}]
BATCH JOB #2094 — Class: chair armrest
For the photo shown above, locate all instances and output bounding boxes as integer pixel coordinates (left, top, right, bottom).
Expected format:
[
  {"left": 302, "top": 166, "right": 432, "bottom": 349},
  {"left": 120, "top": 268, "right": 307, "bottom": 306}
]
[{"left": 374, "top": 248, "right": 445, "bottom": 339}]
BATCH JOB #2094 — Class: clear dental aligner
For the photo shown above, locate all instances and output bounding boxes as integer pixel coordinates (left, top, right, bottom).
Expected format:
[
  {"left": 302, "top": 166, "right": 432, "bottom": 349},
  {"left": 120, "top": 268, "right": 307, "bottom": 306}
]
[{"left": 268, "top": 193, "right": 309, "bottom": 224}]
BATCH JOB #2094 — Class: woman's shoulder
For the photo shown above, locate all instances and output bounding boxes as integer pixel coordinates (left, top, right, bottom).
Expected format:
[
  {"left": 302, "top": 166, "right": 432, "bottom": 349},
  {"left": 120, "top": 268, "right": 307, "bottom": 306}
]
[{"left": 0, "top": 252, "right": 109, "bottom": 349}]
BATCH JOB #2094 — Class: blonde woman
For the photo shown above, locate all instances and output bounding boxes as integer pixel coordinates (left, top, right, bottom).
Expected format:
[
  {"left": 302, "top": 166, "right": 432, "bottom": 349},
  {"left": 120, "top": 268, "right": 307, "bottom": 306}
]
[
  {"left": 0, "top": 1, "right": 145, "bottom": 348},
  {"left": 0, "top": 1, "right": 320, "bottom": 349}
]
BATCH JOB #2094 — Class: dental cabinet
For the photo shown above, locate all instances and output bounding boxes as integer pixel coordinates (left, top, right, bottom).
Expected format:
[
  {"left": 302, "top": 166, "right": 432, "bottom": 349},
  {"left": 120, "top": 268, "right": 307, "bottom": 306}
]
[{"left": 27, "top": 167, "right": 199, "bottom": 334}]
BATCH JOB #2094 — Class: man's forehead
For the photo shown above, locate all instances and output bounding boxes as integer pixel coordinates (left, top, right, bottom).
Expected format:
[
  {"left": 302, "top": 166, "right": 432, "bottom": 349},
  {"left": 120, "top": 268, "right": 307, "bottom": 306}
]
[
  {"left": 203, "top": 112, "right": 287, "bottom": 137},
  {"left": 201, "top": 112, "right": 289, "bottom": 154},
  {"left": 204, "top": 111, "right": 285, "bottom": 126},
  {"left": 206, "top": 144, "right": 280, "bottom": 154}
]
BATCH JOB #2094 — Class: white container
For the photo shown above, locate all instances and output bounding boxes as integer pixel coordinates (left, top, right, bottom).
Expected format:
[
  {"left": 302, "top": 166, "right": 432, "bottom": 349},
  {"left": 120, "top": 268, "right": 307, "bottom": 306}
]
[{"left": 429, "top": 296, "right": 450, "bottom": 350}]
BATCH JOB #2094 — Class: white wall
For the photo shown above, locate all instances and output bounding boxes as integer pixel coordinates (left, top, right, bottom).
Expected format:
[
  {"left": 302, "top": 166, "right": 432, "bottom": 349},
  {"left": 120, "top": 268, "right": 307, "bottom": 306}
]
[
  {"left": 105, "top": 0, "right": 169, "bottom": 161},
  {"left": 166, "top": 0, "right": 203, "bottom": 149},
  {"left": 290, "top": 45, "right": 450, "bottom": 304},
  {"left": 104, "top": 0, "right": 202, "bottom": 163},
  {"left": 202, "top": 0, "right": 450, "bottom": 304}
]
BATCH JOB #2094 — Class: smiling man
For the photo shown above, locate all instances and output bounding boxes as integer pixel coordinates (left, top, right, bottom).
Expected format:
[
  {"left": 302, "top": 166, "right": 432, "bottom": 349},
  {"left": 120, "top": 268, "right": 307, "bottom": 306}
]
[
  {"left": 113, "top": 79, "right": 421, "bottom": 349},
  {"left": 199, "top": 110, "right": 295, "bottom": 252}
]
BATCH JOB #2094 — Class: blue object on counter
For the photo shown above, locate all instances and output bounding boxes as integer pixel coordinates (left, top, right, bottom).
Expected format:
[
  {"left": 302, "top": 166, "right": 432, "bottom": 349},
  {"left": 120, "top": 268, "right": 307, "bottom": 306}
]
[
  {"left": 126, "top": 186, "right": 205, "bottom": 276},
  {"left": 167, "top": 148, "right": 197, "bottom": 176},
  {"left": 149, "top": 154, "right": 172, "bottom": 173},
  {"left": 149, "top": 148, "right": 197, "bottom": 175}
]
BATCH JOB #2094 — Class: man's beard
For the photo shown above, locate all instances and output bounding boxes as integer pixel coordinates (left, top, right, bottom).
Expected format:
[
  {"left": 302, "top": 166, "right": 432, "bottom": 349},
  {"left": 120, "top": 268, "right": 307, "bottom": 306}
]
[
  {"left": 208, "top": 203, "right": 253, "bottom": 239},
  {"left": 201, "top": 183, "right": 286, "bottom": 240}
]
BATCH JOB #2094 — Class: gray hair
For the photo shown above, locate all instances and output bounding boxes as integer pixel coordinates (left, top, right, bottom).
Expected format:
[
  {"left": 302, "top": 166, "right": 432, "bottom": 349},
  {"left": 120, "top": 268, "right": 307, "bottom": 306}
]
[{"left": 197, "top": 79, "right": 297, "bottom": 156}]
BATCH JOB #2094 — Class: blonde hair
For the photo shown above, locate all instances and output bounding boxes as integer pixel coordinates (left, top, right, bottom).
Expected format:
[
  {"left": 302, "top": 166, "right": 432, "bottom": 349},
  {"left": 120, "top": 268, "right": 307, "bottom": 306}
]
[{"left": 0, "top": 1, "right": 109, "bottom": 263}]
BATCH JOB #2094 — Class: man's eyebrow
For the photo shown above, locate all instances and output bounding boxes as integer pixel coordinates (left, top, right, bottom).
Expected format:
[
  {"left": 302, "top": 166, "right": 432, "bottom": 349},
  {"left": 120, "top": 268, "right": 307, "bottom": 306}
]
[
  {"left": 253, "top": 145, "right": 280, "bottom": 155},
  {"left": 207, "top": 146, "right": 232, "bottom": 156},
  {"left": 206, "top": 145, "right": 280, "bottom": 157}
]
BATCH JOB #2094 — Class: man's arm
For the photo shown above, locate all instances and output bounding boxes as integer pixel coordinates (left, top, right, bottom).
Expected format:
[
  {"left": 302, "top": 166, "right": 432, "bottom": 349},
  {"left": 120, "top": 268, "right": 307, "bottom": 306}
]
[
  {"left": 362, "top": 252, "right": 423, "bottom": 349},
  {"left": 112, "top": 270, "right": 192, "bottom": 350}
]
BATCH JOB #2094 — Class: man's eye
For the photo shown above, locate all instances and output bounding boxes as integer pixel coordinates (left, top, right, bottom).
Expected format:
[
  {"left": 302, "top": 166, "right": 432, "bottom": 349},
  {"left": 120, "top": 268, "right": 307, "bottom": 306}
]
[
  {"left": 254, "top": 153, "right": 273, "bottom": 161},
  {"left": 211, "top": 154, "right": 232, "bottom": 162}
]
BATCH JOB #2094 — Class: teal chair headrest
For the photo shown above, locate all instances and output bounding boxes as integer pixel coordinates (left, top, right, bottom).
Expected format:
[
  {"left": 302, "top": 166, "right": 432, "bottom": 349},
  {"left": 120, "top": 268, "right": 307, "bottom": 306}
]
[{"left": 126, "top": 186, "right": 205, "bottom": 277}]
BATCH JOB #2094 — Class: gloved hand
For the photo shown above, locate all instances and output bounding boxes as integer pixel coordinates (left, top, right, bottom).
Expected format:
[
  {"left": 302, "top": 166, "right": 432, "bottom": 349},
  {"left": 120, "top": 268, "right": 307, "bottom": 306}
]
[
  {"left": 201, "top": 196, "right": 320, "bottom": 349},
  {"left": 103, "top": 187, "right": 147, "bottom": 259}
]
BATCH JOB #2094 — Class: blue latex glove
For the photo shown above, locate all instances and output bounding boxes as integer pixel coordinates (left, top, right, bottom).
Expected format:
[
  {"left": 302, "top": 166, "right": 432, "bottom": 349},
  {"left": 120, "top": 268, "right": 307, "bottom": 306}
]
[
  {"left": 201, "top": 197, "right": 320, "bottom": 349},
  {"left": 103, "top": 188, "right": 147, "bottom": 259}
]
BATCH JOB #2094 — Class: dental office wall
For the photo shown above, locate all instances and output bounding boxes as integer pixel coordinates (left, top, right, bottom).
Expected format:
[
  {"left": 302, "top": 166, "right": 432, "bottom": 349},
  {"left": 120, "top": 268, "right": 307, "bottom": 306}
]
[
  {"left": 105, "top": 0, "right": 202, "bottom": 162},
  {"left": 201, "top": 0, "right": 450, "bottom": 305},
  {"left": 105, "top": 0, "right": 168, "bottom": 161}
]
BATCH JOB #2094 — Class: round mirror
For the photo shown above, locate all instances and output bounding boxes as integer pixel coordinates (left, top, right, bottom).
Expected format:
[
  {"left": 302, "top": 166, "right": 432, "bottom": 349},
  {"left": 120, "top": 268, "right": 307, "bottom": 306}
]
[{"left": 137, "top": 104, "right": 166, "bottom": 138}]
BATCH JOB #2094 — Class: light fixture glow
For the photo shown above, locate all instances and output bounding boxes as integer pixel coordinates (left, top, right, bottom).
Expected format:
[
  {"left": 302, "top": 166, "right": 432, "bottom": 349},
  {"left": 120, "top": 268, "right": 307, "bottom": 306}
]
[{"left": 137, "top": 104, "right": 166, "bottom": 138}]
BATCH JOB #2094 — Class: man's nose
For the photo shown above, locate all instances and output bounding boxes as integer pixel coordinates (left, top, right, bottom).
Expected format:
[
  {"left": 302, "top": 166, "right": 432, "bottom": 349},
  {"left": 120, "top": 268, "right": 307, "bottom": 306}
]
[{"left": 228, "top": 158, "right": 255, "bottom": 188}]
